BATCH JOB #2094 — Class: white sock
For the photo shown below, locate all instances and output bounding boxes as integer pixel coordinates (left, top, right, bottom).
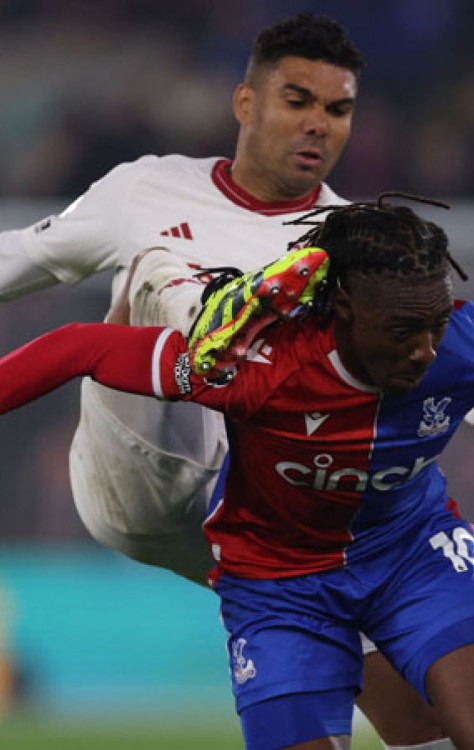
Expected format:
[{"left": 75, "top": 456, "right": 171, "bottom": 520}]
[
  {"left": 129, "top": 247, "right": 202, "bottom": 333},
  {"left": 328, "top": 736, "right": 351, "bottom": 750},
  {"left": 383, "top": 738, "right": 454, "bottom": 750}
]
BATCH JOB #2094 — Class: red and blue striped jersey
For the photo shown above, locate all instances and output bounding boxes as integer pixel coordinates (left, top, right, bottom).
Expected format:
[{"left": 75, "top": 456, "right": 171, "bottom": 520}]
[
  {"left": 151, "top": 300, "right": 474, "bottom": 579},
  {"left": 1, "top": 301, "right": 473, "bottom": 580}
]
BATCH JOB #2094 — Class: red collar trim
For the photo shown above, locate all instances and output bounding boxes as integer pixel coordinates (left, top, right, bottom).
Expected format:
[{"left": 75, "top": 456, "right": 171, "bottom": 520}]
[{"left": 211, "top": 159, "right": 321, "bottom": 216}]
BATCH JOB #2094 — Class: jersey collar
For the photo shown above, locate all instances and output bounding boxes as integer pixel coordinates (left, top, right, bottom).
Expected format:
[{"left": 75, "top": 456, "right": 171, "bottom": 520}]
[{"left": 212, "top": 158, "right": 321, "bottom": 216}]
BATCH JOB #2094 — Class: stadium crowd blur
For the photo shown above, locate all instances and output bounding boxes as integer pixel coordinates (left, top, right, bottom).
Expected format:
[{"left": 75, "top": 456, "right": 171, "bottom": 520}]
[{"left": 0, "top": 0, "right": 473, "bottom": 544}]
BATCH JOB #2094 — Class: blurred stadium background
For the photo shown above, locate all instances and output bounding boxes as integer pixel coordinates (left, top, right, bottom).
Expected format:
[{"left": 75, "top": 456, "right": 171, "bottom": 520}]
[{"left": 0, "top": 1, "right": 473, "bottom": 747}]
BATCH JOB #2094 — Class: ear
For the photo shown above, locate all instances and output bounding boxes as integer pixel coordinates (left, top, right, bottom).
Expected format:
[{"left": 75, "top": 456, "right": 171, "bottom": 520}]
[
  {"left": 333, "top": 287, "right": 355, "bottom": 324},
  {"left": 233, "top": 83, "right": 255, "bottom": 126}
]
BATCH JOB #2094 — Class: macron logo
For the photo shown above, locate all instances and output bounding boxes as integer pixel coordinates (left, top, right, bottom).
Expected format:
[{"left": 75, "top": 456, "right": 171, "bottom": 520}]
[
  {"left": 305, "top": 412, "right": 330, "bottom": 435},
  {"left": 160, "top": 222, "right": 193, "bottom": 239},
  {"left": 246, "top": 338, "right": 272, "bottom": 365}
]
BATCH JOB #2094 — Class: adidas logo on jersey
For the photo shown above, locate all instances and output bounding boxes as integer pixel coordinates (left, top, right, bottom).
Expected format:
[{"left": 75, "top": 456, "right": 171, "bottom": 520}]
[{"left": 160, "top": 222, "right": 193, "bottom": 239}]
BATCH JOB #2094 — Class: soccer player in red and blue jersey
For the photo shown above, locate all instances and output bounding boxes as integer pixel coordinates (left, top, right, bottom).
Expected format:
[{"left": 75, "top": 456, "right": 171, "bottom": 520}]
[{"left": 0, "top": 197, "right": 472, "bottom": 749}]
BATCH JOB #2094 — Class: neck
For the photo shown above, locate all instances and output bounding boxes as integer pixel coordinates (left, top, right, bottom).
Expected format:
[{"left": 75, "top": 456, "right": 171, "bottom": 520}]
[
  {"left": 230, "top": 161, "right": 277, "bottom": 203},
  {"left": 333, "top": 318, "right": 372, "bottom": 386},
  {"left": 212, "top": 159, "right": 321, "bottom": 214},
  {"left": 231, "top": 161, "right": 313, "bottom": 204}
]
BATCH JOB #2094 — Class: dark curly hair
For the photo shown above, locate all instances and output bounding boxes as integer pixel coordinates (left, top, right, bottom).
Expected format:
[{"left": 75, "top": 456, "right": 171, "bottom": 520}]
[
  {"left": 287, "top": 193, "right": 467, "bottom": 321},
  {"left": 245, "top": 13, "right": 365, "bottom": 84}
]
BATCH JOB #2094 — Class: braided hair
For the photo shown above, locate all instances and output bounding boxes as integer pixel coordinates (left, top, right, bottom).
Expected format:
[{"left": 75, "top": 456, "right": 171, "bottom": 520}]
[{"left": 287, "top": 192, "right": 467, "bottom": 323}]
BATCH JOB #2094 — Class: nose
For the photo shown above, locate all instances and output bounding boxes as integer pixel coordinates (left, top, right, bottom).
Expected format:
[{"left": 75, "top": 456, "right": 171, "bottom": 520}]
[
  {"left": 304, "top": 104, "right": 329, "bottom": 136},
  {"left": 408, "top": 331, "right": 437, "bottom": 365}
]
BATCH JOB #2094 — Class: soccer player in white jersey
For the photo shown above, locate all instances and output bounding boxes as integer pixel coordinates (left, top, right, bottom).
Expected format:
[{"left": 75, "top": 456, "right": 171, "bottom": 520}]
[{"left": 0, "top": 13, "right": 454, "bottom": 749}]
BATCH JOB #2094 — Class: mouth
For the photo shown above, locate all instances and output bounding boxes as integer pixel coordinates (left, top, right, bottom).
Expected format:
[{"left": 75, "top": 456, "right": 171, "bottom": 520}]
[
  {"left": 294, "top": 149, "right": 323, "bottom": 169},
  {"left": 386, "top": 372, "right": 426, "bottom": 393}
]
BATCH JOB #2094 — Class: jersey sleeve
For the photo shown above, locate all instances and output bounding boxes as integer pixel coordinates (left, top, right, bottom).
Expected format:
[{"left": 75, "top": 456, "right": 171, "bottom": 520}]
[
  {"left": 0, "top": 322, "right": 267, "bottom": 419},
  {"left": 0, "top": 230, "right": 57, "bottom": 299},
  {"left": 0, "top": 323, "right": 160, "bottom": 413},
  {"left": 0, "top": 159, "right": 151, "bottom": 292}
]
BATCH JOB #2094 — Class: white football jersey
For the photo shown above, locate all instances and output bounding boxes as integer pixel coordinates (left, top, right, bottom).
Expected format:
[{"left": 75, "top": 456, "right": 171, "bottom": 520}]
[
  {"left": 0, "top": 154, "right": 348, "bottom": 574},
  {"left": 5, "top": 154, "right": 346, "bottom": 300}
]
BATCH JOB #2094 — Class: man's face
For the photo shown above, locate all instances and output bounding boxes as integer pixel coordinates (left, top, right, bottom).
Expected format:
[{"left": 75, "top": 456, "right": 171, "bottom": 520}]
[
  {"left": 233, "top": 56, "right": 357, "bottom": 202},
  {"left": 334, "top": 273, "right": 454, "bottom": 396}
]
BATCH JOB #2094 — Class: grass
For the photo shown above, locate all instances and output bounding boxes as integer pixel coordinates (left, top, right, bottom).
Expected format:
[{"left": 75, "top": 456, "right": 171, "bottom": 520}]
[{"left": 0, "top": 713, "right": 383, "bottom": 749}]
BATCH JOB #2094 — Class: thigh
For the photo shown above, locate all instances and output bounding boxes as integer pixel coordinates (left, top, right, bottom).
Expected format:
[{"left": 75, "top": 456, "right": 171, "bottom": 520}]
[
  {"left": 357, "top": 650, "right": 445, "bottom": 745},
  {"left": 216, "top": 574, "right": 363, "bottom": 714},
  {"left": 364, "top": 517, "right": 474, "bottom": 700},
  {"left": 70, "top": 379, "right": 218, "bottom": 581},
  {"left": 72, "top": 379, "right": 223, "bottom": 530},
  {"left": 240, "top": 690, "right": 353, "bottom": 750},
  {"left": 425, "top": 643, "right": 474, "bottom": 749}
]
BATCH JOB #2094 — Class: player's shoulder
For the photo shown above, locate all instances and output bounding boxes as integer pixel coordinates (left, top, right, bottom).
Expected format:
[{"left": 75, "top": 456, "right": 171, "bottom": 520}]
[
  {"left": 91, "top": 154, "right": 223, "bottom": 208},
  {"left": 127, "top": 153, "right": 221, "bottom": 177},
  {"left": 441, "top": 299, "right": 474, "bottom": 353},
  {"left": 448, "top": 299, "right": 474, "bottom": 327},
  {"left": 101, "top": 153, "right": 221, "bottom": 184},
  {"left": 248, "top": 315, "right": 326, "bottom": 373},
  {"left": 317, "top": 183, "right": 350, "bottom": 207}
]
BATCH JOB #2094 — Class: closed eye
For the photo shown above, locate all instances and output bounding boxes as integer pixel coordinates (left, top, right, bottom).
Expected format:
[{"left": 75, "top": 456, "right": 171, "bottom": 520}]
[
  {"left": 287, "top": 98, "right": 307, "bottom": 108},
  {"left": 391, "top": 318, "right": 450, "bottom": 343},
  {"left": 326, "top": 100, "right": 354, "bottom": 118}
]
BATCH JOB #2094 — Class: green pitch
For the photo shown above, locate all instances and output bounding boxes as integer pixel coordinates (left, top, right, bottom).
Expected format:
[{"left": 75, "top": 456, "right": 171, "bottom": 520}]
[{"left": 0, "top": 715, "right": 383, "bottom": 749}]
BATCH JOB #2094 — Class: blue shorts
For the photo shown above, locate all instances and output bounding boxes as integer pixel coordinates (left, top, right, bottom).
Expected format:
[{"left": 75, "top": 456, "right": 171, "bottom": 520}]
[
  {"left": 214, "top": 512, "right": 474, "bottom": 745},
  {"left": 240, "top": 690, "right": 353, "bottom": 749}
]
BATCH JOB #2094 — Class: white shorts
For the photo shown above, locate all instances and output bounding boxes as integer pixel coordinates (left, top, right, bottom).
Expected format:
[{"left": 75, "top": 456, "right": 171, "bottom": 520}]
[
  {"left": 70, "top": 378, "right": 225, "bottom": 584},
  {"left": 69, "top": 249, "right": 226, "bottom": 584}
]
